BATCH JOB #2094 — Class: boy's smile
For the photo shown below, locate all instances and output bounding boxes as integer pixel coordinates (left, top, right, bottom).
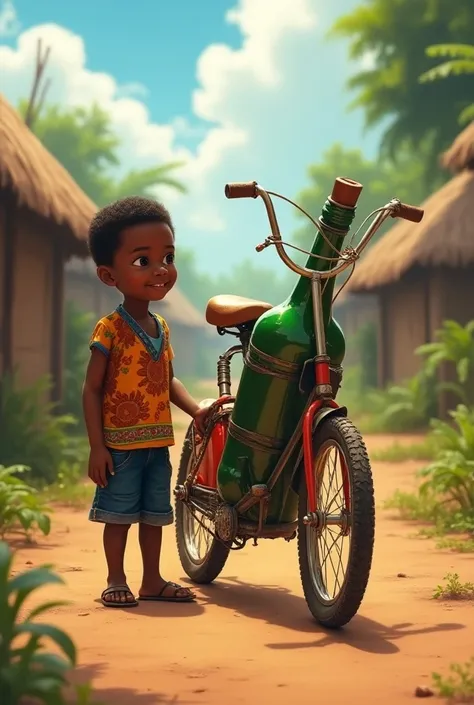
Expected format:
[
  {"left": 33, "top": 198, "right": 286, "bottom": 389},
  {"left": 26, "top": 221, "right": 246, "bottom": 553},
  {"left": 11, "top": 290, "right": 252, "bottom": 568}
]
[{"left": 98, "top": 221, "right": 177, "bottom": 302}]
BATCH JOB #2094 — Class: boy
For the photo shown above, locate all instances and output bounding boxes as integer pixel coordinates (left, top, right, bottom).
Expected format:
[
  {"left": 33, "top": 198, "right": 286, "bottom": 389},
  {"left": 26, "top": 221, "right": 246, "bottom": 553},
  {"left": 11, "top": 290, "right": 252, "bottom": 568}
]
[{"left": 83, "top": 196, "right": 210, "bottom": 608}]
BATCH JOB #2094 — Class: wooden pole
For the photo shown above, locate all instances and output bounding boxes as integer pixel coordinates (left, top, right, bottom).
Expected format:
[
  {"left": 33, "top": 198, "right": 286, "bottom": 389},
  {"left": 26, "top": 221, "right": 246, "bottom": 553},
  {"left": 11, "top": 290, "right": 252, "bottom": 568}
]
[{"left": 24, "top": 38, "right": 51, "bottom": 128}]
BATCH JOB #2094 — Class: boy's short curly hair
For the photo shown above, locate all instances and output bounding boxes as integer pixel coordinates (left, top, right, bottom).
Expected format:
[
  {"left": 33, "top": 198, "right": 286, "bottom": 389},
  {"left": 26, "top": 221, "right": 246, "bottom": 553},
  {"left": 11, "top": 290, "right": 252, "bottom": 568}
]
[{"left": 88, "top": 196, "right": 175, "bottom": 266}]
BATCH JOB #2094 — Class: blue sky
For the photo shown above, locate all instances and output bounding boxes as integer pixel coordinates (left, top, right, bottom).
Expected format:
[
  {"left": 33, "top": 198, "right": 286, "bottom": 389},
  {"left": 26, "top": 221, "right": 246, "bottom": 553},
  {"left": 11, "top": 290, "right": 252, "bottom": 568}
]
[
  {"left": 0, "top": 0, "right": 383, "bottom": 275},
  {"left": 10, "top": 0, "right": 241, "bottom": 128}
]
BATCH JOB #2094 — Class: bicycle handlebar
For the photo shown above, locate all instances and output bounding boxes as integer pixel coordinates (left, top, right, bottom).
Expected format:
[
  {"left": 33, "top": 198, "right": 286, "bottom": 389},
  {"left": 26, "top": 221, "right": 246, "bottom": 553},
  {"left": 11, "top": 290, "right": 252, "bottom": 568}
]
[
  {"left": 394, "top": 202, "right": 424, "bottom": 223},
  {"left": 224, "top": 180, "right": 425, "bottom": 280},
  {"left": 225, "top": 181, "right": 258, "bottom": 199}
]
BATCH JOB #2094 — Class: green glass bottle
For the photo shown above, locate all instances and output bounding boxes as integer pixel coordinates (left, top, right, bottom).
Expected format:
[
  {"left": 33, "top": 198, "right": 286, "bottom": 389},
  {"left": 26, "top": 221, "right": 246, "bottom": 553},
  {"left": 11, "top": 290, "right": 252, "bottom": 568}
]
[{"left": 217, "top": 179, "right": 362, "bottom": 524}]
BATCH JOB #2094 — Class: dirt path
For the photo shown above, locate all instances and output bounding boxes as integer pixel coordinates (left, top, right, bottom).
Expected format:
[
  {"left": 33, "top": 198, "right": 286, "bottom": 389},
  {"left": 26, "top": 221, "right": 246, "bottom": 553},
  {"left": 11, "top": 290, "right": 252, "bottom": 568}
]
[{"left": 10, "top": 432, "right": 474, "bottom": 704}]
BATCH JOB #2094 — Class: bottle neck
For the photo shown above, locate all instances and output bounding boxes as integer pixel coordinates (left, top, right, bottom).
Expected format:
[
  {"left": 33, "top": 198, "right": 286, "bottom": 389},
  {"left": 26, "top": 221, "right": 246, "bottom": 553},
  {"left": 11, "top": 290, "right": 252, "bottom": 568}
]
[{"left": 288, "top": 199, "right": 356, "bottom": 318}]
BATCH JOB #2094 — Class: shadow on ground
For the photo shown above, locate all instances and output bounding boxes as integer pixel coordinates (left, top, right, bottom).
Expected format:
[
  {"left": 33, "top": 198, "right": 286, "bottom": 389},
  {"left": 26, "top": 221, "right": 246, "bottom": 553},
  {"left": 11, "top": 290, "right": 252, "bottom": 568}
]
[
  {"left": 70, "top": 663, "right": 195, "bottom": 704},
  {"left": 191, "top": 575, "right": 465, "bottom": 655}
]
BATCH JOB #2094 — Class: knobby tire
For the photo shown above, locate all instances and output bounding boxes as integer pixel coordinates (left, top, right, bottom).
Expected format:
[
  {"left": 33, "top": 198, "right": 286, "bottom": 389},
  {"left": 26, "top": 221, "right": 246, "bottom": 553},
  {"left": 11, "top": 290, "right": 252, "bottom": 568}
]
[{"left": 297, "top": 415, "right": 375, "bottom": 629}]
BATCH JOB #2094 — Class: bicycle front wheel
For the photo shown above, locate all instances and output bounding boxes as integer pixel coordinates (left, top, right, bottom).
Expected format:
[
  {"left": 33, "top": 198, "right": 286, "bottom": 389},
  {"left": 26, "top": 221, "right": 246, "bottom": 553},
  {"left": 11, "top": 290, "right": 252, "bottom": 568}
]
[{"left": 297, "top": 415, "right": 375, "bottom": 629}]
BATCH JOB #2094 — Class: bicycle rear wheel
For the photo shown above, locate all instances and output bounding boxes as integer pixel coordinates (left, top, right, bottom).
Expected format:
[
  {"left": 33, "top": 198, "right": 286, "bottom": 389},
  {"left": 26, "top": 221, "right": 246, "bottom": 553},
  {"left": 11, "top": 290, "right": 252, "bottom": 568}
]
[{"left": 175, "top": 423, "right": 230, "bottom": 584}]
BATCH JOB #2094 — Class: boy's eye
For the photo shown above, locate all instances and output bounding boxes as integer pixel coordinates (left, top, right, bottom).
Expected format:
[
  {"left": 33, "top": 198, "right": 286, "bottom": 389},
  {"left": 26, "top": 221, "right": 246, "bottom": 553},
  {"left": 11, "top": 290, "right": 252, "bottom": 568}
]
[
  {"left": 132, "top": 256, "right": 149, "bottom": 267},
  {"left": 164, "top": 253, "right": 175, "bottom": 265}
]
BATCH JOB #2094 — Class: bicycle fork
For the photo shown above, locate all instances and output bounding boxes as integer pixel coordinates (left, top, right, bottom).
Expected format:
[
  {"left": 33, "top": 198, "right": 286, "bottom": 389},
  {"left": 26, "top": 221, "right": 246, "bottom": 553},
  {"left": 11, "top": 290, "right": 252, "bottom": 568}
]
[{"left": 302, "top": 273, "right": 346, "bottom": 520}]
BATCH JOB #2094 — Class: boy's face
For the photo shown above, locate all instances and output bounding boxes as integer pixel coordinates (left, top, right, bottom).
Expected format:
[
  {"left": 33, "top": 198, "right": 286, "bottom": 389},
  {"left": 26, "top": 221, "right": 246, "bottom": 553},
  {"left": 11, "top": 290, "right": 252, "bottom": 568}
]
[{"left": 98, "top": 222, "right": 177, "bottom": 301}]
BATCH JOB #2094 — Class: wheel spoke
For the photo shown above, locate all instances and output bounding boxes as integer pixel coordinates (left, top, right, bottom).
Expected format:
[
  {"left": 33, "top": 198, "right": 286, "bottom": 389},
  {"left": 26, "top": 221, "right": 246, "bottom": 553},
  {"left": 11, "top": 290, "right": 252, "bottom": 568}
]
[
  {"left": 182, "top": 445, "right": 215, "bottom": 564},
  {"left": 306, "top": 437, "right": 352, "bottom": 603}
]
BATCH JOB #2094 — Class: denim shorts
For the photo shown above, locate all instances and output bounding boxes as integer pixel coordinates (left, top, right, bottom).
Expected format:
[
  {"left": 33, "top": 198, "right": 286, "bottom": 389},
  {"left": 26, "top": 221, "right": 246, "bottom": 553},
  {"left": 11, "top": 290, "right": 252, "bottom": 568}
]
[{"left": 89, "top": 446, "right": 173, "bottom": 526}]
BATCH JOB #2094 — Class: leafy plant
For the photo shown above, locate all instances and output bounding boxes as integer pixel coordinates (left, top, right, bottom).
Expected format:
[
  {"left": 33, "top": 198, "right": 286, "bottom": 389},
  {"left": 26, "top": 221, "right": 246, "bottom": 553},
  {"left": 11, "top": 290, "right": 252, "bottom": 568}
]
[
  {"left": 0, "top": 464, "right": 51, "bottom": 539},
  {"left": 367, "top": 371, "right": 436, "bottom": 432},
  {"left": 416, "top": 320, "right": 474, "bottom": 406},
  {"left": 0, "top": 372, "right": 76, "bottom": 484},
  {"left": 40, "top": 447, "right": 92, "bottom": 509},
  {"left": 0, "top": 540, "right": 75, "bottom": 704},
  {"left": 432, "top": 657, "right": 474, "bottom": 702},
  {"left": 433, "top": 572, "right": 474, "bottom": 600},
  {"left": 0, "top": 541, "right": 103, "bottom": 705},
  {"left": 418, "top": 405, "right": 474, "bottom": 518},
  {"left": 420, "top": 44, "right": 474, "bottom": 125}
]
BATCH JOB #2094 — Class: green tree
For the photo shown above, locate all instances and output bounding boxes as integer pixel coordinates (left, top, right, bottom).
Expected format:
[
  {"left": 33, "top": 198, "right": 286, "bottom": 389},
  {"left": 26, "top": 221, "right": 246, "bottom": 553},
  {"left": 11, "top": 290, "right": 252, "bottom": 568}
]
[
  {"left": 293, "top": 142, "right": 439, "bottom": 252},
  {"left": 330, "top": 0, "right": 474, "bottom": 181},
  {"left": 23, "top": 100, "right": 290, "bottom": 307},
  {"left": 19, "top": 100, "right": 187, "bottom": 205},
  {"left": 176, "top": 250, "right": 290, "bottom": 312},
  {"left": 420, "top": 43, "right": 474, "bottom": 125}
]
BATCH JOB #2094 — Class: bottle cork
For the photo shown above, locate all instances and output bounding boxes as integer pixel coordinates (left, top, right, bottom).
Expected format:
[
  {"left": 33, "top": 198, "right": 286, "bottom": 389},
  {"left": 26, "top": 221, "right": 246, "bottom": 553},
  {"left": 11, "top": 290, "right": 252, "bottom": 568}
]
[{"left": 331, "top": 177, "right": 363, "bottom": 208}]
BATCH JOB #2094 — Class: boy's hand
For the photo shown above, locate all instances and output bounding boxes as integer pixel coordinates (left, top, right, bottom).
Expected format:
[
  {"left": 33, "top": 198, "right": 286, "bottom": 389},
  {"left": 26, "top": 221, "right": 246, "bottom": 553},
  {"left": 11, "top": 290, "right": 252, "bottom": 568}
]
[
  {"left": 192, "top": 405, "right": 212, "bottom": 436},
  {"left": 88, "top": 445, "right": 114, "bottom": 488}
]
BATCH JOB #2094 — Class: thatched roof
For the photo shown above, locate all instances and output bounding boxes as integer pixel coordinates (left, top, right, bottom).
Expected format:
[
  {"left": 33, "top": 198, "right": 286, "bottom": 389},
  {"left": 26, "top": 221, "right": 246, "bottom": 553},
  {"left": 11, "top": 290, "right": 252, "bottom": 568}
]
[
  {"left": 344, "top": 169, "right": 474, "bottom": 293},
  {"left": 441, "top": 122, "right": 474, "bottom": 173},
  {"left": 151, "top": 287, "right": 205, "bottom": 329},
  {"left": 66, "top": 256, "right": 205, "bottom": 329},
  {"left": 0, "top": 93, "right": 95, "bottom": 255}
]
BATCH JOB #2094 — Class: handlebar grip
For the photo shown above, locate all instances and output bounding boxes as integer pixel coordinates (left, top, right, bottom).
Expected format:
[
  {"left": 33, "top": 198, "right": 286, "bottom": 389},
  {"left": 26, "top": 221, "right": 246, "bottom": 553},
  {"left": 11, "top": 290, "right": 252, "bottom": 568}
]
[
  {"left": 225, "top": 181, "right": 258, "bottom": 199},
  {"left": 396, "top": 202, "right": 424, "bottom": 223}
]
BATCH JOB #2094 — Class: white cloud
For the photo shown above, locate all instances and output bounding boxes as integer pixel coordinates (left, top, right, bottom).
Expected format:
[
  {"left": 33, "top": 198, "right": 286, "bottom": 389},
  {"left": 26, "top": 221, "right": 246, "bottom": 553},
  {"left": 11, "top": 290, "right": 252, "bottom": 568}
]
[
  {"left": 115, "top": 82, "right": 149, "bottom": 100},
  {"left": 0, "top": 0, "right": 378, "bottom": 273},
  {"left": 0, "top": 0, "right": 20, "bottom": 36}
]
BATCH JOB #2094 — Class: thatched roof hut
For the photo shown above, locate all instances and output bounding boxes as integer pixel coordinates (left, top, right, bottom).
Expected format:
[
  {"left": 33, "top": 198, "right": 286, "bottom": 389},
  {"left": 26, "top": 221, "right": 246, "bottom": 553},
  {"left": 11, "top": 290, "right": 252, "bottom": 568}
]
[
  {"left": 0, "top": 94, "right": 95, "bottom": 399},
  {"left": 343, "top": 139, "right": 474, "bottom": 403},
  {"left": 344, "top": 169, "right": 474, "bottom": 293},
  {"left": 441, "top": 121, "right": 474, "bottom": 174},
  {"left": 0, "top": 93, "right": 94, "bottom": 255}
]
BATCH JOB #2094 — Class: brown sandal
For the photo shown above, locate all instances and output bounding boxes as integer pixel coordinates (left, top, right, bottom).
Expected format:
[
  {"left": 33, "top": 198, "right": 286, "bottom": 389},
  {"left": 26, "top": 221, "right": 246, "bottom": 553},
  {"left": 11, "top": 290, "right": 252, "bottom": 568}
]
[
  {"left": 138, "top": 581, "right": 196, "bottom": 602},
  {"left": 101, "top": 584, "right": 138, "bottom": 608}
]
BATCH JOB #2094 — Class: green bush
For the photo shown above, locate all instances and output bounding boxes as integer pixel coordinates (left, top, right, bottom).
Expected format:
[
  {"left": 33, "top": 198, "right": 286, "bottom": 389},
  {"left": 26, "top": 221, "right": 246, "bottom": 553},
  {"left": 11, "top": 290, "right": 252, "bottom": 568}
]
[
  {"left": 0, "top": 541, "right": 101, "bottom": 705},
  {"left": 338, "top": 366, "right": 435, "bottom": 434},
  {"left": 417, "top": 319, "right": 474, "bottom": 406},
  {"left": 40, "top": 443, "right": 92, "bottom": 509},
  {"left": 365, "top": 370, "right": 437, "bottom": 433},
  {"left": 62, "top": 302, "right": 93, "bottom": 428},
  {"left": 432, "top": 657, "right": 474, "bottom": 701},
  {"left": 0, "top": 465, "right": 51, "bottom": 539},
  {"left": 340, "top": 319, "right": 474, "bottom": 434},
  {"left": 418, "top": 404, "right": 474, "bottom": 527},
  {"left": 385, "top": 404, "right": 474, "bottom": 538},
  {"left": 0, "top": 372, "right": 76, "bottom": 484},
  {"left": 0, "top": 540, "right": 75, "bottom": 704}
]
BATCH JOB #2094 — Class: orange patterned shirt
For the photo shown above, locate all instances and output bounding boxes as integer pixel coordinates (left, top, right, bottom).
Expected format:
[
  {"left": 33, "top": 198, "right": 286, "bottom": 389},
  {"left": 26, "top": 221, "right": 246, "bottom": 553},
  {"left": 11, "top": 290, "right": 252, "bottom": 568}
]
[{"left": 89, "top": 304, "right": 175, "bottom": 450}]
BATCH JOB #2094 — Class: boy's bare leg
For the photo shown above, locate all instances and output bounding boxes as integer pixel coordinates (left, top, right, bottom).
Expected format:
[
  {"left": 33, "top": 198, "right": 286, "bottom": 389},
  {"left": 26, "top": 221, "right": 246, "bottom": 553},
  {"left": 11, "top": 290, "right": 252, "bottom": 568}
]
[
  {"left": 138, "top": 523, "right": 195, "bottom": 599},
  {"left": 102, "top": 523, "right": 136, "bottom": 603}
]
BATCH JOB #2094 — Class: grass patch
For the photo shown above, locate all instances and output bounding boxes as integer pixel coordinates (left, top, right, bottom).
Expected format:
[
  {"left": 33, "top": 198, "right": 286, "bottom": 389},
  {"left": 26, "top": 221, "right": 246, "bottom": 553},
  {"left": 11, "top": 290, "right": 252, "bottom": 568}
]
[
  {"left": 41, "top": 476, "right": 94, "bottom": 508},
  {"left": 435, "top": 536, "right": 474, "bottom": 553},
  {"left": 371, "top": 438, "right": 435, "bottom": 462},
  {"left": 433, "top": 573, "right": 474, "bottom": 600},
  {"left": 383, "top": 489, "right": 440, "bottom": 522},
  {"left": 432, "top": 657, "right": 474, "bottom": 702},
  {"left": 384, "top": 488, "right": 474, "bottom": 540}
]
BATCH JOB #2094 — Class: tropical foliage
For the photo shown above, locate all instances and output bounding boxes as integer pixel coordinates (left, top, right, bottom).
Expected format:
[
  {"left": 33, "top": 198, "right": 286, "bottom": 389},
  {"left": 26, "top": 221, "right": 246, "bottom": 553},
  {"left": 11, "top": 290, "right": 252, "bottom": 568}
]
[
  {"left": 330, "top": 0, "right": 474, "bottom": 181},
  {"left": 0, "top": 465, "right": 51, "bottom": 539},
  {"left": 420, "top": 43, "right": 474, "bottom": 125},
  {"left": 0, "top": 542, "right": 101, "bottom": 704}
]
